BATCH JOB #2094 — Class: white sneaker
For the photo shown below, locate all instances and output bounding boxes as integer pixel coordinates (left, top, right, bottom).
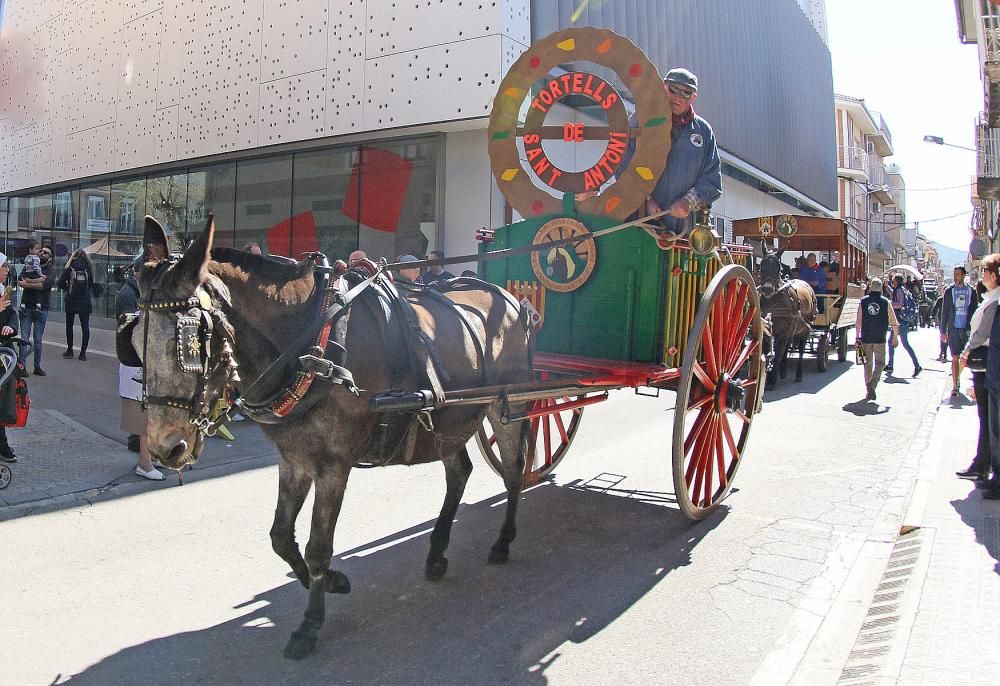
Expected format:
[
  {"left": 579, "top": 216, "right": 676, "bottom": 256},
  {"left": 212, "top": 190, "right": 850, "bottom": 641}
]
[
  {"left": 135, "top": 464, "right": 165, "bottom": 481},
  {"left": 230, "top": 412, "right": 246, "bottom": 422}
]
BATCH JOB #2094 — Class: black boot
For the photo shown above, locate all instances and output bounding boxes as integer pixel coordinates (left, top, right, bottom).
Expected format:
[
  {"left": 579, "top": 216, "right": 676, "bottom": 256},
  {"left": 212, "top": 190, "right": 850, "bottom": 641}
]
[
  {"left": 957, "top": 458, "right": 989, "bottom": 479},
  {"left": 62, "top": 348, "right": 73, "bottom": 358}
]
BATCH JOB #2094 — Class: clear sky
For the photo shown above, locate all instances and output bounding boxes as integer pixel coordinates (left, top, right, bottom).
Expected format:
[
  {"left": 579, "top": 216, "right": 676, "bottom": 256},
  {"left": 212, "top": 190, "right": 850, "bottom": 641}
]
[{"left": 826, "top": 0, "right": 982, "bottom": 252}]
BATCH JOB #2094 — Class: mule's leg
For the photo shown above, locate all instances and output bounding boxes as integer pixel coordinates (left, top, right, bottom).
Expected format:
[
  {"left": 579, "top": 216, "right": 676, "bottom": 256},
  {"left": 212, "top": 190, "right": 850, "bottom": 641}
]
[
  {"left": 795, "top": 337, "right": 805, "bottom": 382},
  {"left": 488, "top": 407, "right": 530, "bottom": 565},
  {"left": 270, "top": 461, "right": 313, "bottom": 588},
  {"left": 425, "top": 446, "right": 473, "bottom": 581},
  {"left": 778, "top": 340, "right": 789, "bottom": 380},
  {"left": 284, "top": 463, "right": 351, "bottom": 661}
]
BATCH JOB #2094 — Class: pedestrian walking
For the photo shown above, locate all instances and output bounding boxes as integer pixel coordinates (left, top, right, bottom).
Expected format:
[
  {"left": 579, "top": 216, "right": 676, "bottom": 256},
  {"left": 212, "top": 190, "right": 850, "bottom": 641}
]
[
  {"left": 0, "top": 253, "right": 21, "bottom": 463},
  {"left": 886, "top": 274, "right": 922, "bottom": 376},
  {"left": 16, "top": 244, "right": 55, "bottom": 376},
  {"left": 941, "top": 266, "right": 979, "bottom": 397},
  {"left": 58, "top": 248, "right": 96, "bottom": 361},
  {"left": 957, "top": 253, "right": 1000, "bottom": 483},
  {"left": 855, "top": 277, "right": 899, "bottom": 402}
]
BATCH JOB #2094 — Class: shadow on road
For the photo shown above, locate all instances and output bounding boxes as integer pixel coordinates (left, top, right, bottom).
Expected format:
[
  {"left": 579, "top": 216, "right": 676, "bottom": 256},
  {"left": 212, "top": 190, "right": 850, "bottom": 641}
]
[
  {"left": 951, "top": 493, "right": 1000, "bottom": 575},
  {"left": 64, "top": 481, "right": 723, "bottom": 685},
  {"left": 841, "top": 399, "right": 890, "bottom": 416},
  {"left": 764, "top": 359, "right": 853, "bottom": 401}
]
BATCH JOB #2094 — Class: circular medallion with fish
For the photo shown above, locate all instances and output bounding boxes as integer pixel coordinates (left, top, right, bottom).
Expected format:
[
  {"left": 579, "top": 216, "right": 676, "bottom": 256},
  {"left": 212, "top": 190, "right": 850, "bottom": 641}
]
[{"left": 530, "top": 218, "right": 597, "bottom": 293}]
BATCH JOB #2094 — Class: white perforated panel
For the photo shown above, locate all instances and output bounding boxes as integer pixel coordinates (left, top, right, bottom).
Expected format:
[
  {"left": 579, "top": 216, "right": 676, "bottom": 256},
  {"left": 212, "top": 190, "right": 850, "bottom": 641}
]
[
  {"left": 326, "top": 0, "right": 364, "bottom": 134},
  {"left": 64, "top": 123, "right": 114, "bottom": 179},
  {"left": 124, "top": 0, "right": 164, "bottom": 24},
  {"left": 12, "top": 140, "right": 53, "bottom": 189},
  {"left": 260, "top": 70, "right": 326, "bottom": 144},
  {"left": 115, "top": 11, "right": 162, "bottom": 169},
  {"left": 154, "top": 104, "right": 179, "bottom": 163},
  {"left": 177, "top": 0, "right": 262, "bottom": 158},
  {"left": 364, "top": 35, "right": 505, "bottom": 128},
  {"left": 261, "top": 0, "right": 327, "bottom": 82},
  {"left": 155, "top": 0, "right": 185, "bottom": 109},
  {"left": 0, "top": 120, "right": 14, "bottom": 193},
  {"left": 367, "top": 0, "right": 528, "bottom": 57}
]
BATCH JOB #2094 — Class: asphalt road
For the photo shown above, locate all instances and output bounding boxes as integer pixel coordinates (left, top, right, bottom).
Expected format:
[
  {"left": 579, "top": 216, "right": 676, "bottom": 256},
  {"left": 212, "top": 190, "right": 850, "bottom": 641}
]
[{"left": 0, "top": 326, "right": 948, "bottom": 685}]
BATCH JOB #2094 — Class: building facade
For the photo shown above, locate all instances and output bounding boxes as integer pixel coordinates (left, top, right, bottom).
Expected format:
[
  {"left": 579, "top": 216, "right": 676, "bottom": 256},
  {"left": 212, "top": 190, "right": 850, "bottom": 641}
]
[
  {"left": 0, "top": 0, "right": 837, "bottom": 318},
  {"left": 835, "top": 94, "right": 906, "bottom": 277}
]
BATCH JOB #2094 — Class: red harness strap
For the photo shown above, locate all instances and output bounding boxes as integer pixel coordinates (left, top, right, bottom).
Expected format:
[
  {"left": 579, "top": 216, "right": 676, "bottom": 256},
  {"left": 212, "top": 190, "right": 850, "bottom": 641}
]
[{"left": 271, "top": 280, "right": 340, "bottom": 418}]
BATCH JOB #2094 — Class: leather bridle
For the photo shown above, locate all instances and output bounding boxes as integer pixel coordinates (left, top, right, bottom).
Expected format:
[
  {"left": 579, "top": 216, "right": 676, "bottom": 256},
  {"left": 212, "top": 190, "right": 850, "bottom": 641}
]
[{"left": 138, "top": 261, "right": 239, "bottom": 437}]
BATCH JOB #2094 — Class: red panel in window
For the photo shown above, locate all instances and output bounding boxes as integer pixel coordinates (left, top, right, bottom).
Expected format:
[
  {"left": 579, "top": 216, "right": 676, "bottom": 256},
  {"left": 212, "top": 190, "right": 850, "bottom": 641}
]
[
  {"left": 342, "top": 147, "right": 413, "bottom": 233},
  {"left": 266, "top": 211, "right": 319, "bottom": 257}
]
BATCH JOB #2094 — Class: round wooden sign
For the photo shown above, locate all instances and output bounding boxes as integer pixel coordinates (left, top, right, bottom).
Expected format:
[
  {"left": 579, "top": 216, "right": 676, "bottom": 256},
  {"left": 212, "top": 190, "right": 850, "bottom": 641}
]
[
  {"left": 530, "top": 218, "right": 597, "bottom": 292},
  {"left": 488, "top": 27, "right": 671, "bottom": 220}
]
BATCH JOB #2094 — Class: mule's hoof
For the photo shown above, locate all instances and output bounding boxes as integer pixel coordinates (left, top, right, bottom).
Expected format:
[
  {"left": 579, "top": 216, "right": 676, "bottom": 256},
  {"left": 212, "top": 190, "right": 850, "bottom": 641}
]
[
  {"left": 425, "top": 557, "right": 448, "bottom": 581},
  {"left": 325, "top": 569, "right": 351, "bottom": 594},
  {"left": 487, "top": 548, "right": 509, "bottom": 565},
  {"left": 283, "top": 632, "right": 317, "bottom": 660}
]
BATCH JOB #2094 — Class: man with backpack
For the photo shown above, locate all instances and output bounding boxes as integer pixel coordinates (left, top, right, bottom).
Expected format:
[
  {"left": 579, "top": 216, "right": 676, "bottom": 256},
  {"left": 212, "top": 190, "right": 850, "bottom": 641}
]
[{"left": 887, "top": 274, "right": 922, "bottom": 377}]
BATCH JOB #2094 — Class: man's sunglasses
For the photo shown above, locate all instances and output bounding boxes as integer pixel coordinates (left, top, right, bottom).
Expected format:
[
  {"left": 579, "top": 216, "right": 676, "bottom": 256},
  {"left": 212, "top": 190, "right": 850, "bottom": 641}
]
[{"left": 666, "top": 84, "right": 695, "bottom": 99}]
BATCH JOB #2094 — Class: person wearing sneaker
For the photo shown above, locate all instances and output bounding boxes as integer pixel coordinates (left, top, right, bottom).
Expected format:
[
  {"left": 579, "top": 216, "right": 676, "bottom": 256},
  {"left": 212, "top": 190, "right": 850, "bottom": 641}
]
[
  {"left": 16, "top": 243, "right": 56, "bottom": 377},
  {"left": 0, "top": 253, "right": 21, "bottom": 463},
  {"left": 58, "top": 248, "right": 97, "bottom": 362},
  {"left": 115, "top": 267, "right": 163, "bottom": 482},
  {"left": 855, "top": 277, "right": 899, "bottom": 402},
  {"left": 960, "top": 255, "right": 1000, "bottom": 484},
  {"left": 887, "top": 274, "right": 922, "bottom": 378},
  {"left": 941, "top": 266, "right": 979, "bottom": 397}
]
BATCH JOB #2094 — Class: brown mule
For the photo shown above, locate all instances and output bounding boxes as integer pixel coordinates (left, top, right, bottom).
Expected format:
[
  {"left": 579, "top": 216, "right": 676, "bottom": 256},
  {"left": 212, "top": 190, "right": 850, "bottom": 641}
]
[
  {"left": 756, "top": 246, "right": 816, "bottom": 388},
  {"left": 133, "top": 215, "right": 533, "bottom": 659}
]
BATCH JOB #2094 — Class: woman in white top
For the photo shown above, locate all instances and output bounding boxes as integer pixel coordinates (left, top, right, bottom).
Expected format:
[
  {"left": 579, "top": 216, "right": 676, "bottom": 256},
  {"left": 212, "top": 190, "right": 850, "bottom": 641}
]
[{"left": 957, "top": 253, "right": 1000, "bottom": 480}]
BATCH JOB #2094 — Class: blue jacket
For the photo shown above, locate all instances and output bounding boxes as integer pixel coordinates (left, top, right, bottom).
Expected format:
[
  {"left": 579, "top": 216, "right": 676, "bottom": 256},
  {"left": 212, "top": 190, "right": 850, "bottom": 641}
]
[
  {"left": 649, "top": 114, "right": 722, "bottom": 233},
  {"left": 798, "top": 264, "right": 826, "bottom": 293}
]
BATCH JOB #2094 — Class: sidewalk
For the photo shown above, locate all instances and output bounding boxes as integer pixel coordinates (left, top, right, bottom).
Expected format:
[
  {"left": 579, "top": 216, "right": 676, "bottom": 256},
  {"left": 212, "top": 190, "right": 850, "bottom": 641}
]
[{"left": 892, "top": 379, "right": 1000, "bottom": 684}]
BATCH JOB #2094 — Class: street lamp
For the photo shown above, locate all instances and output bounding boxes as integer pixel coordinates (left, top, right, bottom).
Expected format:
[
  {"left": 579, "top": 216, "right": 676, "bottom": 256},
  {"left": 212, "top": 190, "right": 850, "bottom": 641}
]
[{"left": 923, "top": 134, "right": 977, "bottom": 152}]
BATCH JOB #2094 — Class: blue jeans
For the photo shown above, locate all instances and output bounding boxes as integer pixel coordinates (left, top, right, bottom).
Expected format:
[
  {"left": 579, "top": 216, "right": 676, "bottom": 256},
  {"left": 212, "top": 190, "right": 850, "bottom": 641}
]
[
  {"left": 888, "top": 320, "right": 919, "bottom": 370},
  {"left": 18, "top": 308, "right": 47, "bottom": 368}
]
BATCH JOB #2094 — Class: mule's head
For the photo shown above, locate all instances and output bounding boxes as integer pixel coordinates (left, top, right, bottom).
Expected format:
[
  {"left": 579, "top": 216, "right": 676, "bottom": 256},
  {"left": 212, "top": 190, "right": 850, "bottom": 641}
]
[
  {"left": 757, "top": 248, "right": 785, "bottom": 299},
  {"left": 133, "top": 215, "right": 235, "bottom": 470}
]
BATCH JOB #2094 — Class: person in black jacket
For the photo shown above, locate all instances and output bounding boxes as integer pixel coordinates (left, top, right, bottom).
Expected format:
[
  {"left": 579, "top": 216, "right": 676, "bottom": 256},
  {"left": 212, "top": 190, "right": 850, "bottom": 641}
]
[
  {"left": 58, "top": 248, "right": 96, "bottom": 361},
  {"left": 0, "top": 253, "right": 21, "bottom": 463}
]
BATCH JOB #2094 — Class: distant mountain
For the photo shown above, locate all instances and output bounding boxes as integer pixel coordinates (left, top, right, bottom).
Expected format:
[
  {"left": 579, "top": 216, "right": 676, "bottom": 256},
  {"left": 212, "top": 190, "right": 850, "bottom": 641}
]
[{"left": 930, "top": 242, "right": 968, "bottom": 270}]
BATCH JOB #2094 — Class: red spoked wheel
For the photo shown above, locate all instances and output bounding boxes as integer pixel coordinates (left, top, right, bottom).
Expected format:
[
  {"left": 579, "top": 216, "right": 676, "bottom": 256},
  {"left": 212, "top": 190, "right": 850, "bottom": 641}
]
[
  {"left": 672, "top": 264, "right": 764, "bottom": 520},
  {"left": 476, "top": 395, "right": 585, "bottom": 486}
]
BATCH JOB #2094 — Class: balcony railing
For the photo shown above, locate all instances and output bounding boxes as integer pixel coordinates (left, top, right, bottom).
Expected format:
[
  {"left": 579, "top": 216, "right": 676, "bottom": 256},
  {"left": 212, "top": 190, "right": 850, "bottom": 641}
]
[
  {"left": 837, "top": 145, "right": 869, "bottom": 178},
  {"left": 976, "top": 116, "right": 1000, "bottom": 199}
]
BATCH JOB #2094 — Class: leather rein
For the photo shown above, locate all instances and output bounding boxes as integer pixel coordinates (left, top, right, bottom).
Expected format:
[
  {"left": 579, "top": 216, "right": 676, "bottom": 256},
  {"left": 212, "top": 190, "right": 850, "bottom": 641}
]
[{"left": 138, "top": 253, "right": 379, "bottom": 436}]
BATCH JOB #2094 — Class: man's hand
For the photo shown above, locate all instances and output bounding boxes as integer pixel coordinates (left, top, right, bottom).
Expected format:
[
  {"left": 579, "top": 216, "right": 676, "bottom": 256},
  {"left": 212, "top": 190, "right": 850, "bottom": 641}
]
[
  {"left": 1, "top": 326, "right": 15, "bottom": 337},
  {"left": 646, "top": 198, "right": 663, "bottom": 216},
  {"left": 941, "top": 332, "right": 948, "bottom": 343},
  {"left": 669, "top": 198, "right": 692, "bottom": 219}
]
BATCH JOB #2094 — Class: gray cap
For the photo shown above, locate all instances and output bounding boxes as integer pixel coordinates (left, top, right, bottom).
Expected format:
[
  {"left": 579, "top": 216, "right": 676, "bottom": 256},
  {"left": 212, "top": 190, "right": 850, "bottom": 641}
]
[
  {"left": 664, "top": 68, "right": 698, "bottom": 92},
  {"left": 869, "top": 277, "right": 883, "bottom": 293},
  {"left": 398, "top": 254, "right": 419, "bottom": 263}
]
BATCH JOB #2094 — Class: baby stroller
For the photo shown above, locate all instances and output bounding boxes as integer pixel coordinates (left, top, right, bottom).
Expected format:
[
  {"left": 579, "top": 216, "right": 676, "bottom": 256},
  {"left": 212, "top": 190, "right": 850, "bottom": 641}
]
[{"left": 0, "top": 337, "right": 29, "bottom": 490}]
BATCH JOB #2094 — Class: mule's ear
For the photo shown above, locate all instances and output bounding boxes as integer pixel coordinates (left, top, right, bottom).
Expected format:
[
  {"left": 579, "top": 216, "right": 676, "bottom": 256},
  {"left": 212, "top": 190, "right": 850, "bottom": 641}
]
[
  {"left": 142, "top": 216, "right": 169, "bottom": 261},
  {"left": 173, "top": 213, "right": 215, "bottom": 285}
]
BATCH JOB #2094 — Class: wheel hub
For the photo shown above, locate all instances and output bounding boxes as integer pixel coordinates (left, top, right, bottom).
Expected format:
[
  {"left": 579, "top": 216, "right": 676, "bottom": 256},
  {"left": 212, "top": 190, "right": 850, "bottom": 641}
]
[{"left": 717, "top": 373, "right": 748, "bottom": 414}]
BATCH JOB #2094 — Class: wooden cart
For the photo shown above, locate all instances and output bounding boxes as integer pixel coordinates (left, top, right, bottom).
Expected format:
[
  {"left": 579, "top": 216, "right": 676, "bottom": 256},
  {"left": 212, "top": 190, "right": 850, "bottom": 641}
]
[
  {"left": 732, "top": 216, "right": 868, "bottom": 369},
  {"left": 457, "top": 27, "right": 767, "bottom": 520}
]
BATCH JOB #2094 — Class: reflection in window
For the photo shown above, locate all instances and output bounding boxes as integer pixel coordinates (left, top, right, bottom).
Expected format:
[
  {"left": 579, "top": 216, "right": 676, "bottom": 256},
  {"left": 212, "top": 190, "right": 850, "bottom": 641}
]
[
  {"left": 111, "top": 178, "right": 145, "bottom": 236},
  {"left": 147, "top": 173, "right": 188, "bottom": 251},
  {"left": 29, "top": 195, "right": 54, "bottom": 229},
  {"left": 187, "top": 164, "right": 236, "bottom": 247},
  {"left": 235, "top": 156, "right": 292, "bottom": 256},
  {"left": 292, "top": 148, "right": 359, "bottom": 261},
  {"left": 343, "top": 139, "right": 438, "bottom": 261},
  {"left": 54, "top": 191, "right": 74, "bottom": 229}
]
